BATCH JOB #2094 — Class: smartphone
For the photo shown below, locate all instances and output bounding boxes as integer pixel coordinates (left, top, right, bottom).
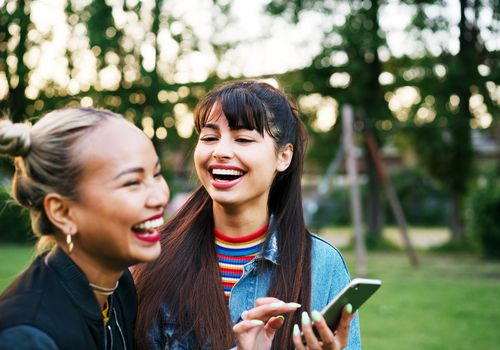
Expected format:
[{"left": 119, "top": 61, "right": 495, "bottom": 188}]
[{"left": 321, "top": 278, "right": 381, "bottom": 329}]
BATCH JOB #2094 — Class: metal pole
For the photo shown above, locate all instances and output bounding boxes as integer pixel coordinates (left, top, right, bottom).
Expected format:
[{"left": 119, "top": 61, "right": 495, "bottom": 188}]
[{"left": 342, "top": 105, "right": 367, "bottom": 276}]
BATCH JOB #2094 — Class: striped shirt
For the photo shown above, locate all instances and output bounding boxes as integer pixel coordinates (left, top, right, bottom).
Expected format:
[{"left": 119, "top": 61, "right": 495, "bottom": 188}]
[{"left": 215, "top": 224, "right": 268, "bottom": 303}]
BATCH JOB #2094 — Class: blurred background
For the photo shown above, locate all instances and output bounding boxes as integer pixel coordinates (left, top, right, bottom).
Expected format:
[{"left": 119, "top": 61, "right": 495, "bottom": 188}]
[{"left": 0, "top": 0, "right": 499, "bottom": 348}]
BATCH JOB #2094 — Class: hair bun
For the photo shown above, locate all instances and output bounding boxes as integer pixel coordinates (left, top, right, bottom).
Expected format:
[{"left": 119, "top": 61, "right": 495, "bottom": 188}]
[{"left": 0, "top": 120, "right": 32, "bottom": 157}]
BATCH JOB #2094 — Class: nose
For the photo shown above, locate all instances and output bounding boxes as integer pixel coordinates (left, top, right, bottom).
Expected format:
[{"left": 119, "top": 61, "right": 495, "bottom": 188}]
[
  {"left": 212, "top": 136, "right": 234, "bottom": 160},
  {"left": 147, "top": 178, "right": 170, "bottom": 209}
]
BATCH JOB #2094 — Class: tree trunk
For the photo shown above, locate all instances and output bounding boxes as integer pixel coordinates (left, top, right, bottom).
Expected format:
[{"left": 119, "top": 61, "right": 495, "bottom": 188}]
[
  {"left": 363, "top": 0, "right": 385, "bottom": 245},
  {"left": 8, "top": 0, "right": 29, "bottom": 122},
  {"left": 364, "top": 146, "right": 384, "bottom": 244},
  {"left": 449, "top": 194, "right": 465, "bottom": 241}
]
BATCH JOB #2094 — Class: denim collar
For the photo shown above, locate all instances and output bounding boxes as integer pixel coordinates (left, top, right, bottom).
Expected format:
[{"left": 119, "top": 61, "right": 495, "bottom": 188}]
[{"left": 257, "top": 228, "right": 279, "bottom": 265}]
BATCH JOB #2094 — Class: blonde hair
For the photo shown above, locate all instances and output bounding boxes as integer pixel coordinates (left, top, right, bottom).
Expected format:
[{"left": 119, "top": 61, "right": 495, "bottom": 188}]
[{"left": 0, "top": 108, "right": 122, "bottom": 247}]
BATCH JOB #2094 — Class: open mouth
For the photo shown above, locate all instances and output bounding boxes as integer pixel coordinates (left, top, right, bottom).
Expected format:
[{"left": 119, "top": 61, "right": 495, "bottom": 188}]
[
  {"left": 210, "top": 168, "right": 245, "bottom": 182},
  {"left": 132, "top": 217, "right": 164, "bottom": 234}
]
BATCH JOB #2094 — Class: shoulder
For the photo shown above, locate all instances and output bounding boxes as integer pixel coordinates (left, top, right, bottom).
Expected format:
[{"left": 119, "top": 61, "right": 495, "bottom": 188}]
[
  {"left": 0, "top": 325, "right": 58, "bottom": 350},
  {"left": 0, "top": 258, "right": 50, "bottom": 329},
  {"left": 309, "top": 232, "right": 349, "bottom": 272}
]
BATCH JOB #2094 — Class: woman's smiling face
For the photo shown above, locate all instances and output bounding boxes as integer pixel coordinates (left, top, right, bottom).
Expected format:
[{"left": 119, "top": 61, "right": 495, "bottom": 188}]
[
  {"left": 68, "top": 118, "right": 169, "bottom": 270},
  {"left": 194, "top": 104, "right": 291, "bottom": 212}
]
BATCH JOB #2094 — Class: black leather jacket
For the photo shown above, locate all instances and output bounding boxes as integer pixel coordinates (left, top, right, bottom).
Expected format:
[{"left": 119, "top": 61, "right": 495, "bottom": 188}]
[{"left": 0, "top": 247, "right": 137, "bottom": 350}]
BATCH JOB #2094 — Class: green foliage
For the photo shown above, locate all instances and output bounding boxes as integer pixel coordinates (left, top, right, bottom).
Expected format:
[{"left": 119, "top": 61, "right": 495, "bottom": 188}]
[
  {"left": 308, "top": 167, "right": 448, "bottom": 231},
  {"left": 0, "top": 186, "right": 32, "bottom": 243},
  {"left": 467, "top": 165, "right": 500, "bottom": 259},
  {"left": 387, "top": 166, "right": 448, "bottom": 226}
]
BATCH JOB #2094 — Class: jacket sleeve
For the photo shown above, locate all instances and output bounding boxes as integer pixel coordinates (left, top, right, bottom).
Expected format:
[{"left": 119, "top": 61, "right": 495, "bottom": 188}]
[
  {"left": 310, "top": 234, "right": 362, "bottom": 350},
  {"left": 0, "top": 325, "right": 58, "bottom": 350},
  {"left": 327, "top": 251, "right": 362, "bottom": 350}
]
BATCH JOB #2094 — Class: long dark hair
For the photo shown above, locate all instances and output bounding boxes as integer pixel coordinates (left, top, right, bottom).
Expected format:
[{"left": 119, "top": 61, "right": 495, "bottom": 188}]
[{"left": 134, "top": 80, "right": 311, "bottom": 349}]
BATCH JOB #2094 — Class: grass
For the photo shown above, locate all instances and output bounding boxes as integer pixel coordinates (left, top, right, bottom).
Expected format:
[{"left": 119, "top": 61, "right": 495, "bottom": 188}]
[
  {"left": 1, "top": 244, "right": 499, "bottom": 349},
  {"left": 0, "top": 244, "right": 36, "bottom": 291},
  {"left": 346, "top": 252, "right": 500, "bottom": 349}
]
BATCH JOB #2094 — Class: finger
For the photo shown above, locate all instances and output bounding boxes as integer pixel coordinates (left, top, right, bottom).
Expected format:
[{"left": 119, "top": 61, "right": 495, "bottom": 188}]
[
  {"left": 301, "top": 312, "right": 321, "bottom": 350},
  {"left": 310, "top": 310, "right": 336, "bottom": 348},
  {"left": 245, "top": 301, "right": 301, "bottom": 321},
  {"left": 264, "top": 315, "right": 285, "bottom": 338},
  {"left": 254, "top": 297, "right": 282, "bottom": 307},
  {"left": 292, "top": 324, "right": 307, "bottom": 350},
  {"left": 232, "top": 319, "right": 265, "bottom": 334},
  {"left": 335, "top": 304, "right": 354, "bottom": 347},
  {"left": 241, "top": 310, "right": 249, "bottom": 320}
]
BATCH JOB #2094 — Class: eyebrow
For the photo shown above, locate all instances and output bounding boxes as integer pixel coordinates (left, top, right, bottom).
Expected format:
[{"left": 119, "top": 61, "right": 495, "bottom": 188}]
[
  {"left": 203, "top": 123, "right": 220, "bottom": 131},
  {"left": 113, "top": 159, "right": 160, "bottom": 180}
]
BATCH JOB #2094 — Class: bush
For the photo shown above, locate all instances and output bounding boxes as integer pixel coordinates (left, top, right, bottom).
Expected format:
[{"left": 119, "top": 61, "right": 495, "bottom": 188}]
[
  {"left": 0, "top": 186, "right": 32, "bottom": 243},
  {"left": 308, "top": 166, "right": 448, "bottom": 230},
  {"left": 387, "top": 167, "right": 449, "bottom": 227},
  {"left": 467, "top": 166, "right": 500, "bottom": 259}
]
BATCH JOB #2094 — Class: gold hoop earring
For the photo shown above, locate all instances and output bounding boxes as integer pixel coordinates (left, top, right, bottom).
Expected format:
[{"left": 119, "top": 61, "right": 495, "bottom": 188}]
[{"left": 66, "top": 234, "right": 74, "bottom": 253}]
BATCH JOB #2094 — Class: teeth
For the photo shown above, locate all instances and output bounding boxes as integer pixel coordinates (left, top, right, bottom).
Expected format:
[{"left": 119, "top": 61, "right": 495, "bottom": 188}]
[
  {"left": 212, "top": 168, "right": 243, "bottom": 176},
  {"left": 133, "top": 217, "right": 164, "bottom": 232}
]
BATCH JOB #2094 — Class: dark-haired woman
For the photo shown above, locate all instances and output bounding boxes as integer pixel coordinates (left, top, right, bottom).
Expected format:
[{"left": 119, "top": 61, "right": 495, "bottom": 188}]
[{"left": 133, "top": 80, "right": 361, "bottom": 349}]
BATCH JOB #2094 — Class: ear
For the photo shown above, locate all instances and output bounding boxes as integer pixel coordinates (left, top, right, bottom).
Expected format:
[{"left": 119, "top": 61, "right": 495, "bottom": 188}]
[
  {"left": 43, "top": 193, "right": 78, "bottom": 237},
  {"left": 276, "top": 143, "right": 293, "bottom": 172}
]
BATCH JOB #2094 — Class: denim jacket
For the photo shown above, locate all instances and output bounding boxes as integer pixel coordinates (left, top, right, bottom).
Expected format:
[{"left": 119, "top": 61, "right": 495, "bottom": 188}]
[{"left": 148, "top": 232, "right": 362, "bottom": 349}]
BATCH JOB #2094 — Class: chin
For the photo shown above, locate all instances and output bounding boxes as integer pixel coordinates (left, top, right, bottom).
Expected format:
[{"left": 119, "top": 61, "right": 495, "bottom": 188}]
[
  {"left": 212, "top": 199, "right": 240, "bottom": 208},
  {"left": 133, "top": 243, "right": 162, "bottom": 264}
]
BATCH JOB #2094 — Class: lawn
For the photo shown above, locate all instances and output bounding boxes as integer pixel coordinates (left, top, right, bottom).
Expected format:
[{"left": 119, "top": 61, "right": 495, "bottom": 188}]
[
  {"left": 1, "top": 244, "right": 499, "bottom": 349},
  {"left": 346, "top": 252, "right": 500, "bottom": 349},
  {"left": 0, "top": 244, "right": 36, "bottom": 291}
]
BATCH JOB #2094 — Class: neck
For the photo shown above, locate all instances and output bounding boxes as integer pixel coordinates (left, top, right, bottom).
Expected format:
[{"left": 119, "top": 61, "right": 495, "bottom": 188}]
[
  {"left": 212, "top": 202, "right": 269, "bottom": 238},
  {"left": 66, "top": 249, "right": 124, "bottom": 308}
]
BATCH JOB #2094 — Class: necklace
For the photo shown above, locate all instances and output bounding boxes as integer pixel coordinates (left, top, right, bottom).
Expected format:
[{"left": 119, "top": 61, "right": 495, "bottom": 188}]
[{"left": 89, "top": 281, "right": 119, "bottom": 296}]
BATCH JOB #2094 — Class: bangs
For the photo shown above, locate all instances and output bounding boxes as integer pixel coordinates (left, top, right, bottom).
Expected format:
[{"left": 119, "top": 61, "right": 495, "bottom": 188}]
[{"left": 194, "top": 87, "right": 272, "bottom": 136}]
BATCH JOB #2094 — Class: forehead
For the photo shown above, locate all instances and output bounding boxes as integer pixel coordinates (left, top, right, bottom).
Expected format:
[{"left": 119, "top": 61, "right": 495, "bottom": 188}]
[{"left": 74, "top": 119, "right": 155, "bottom": 180}]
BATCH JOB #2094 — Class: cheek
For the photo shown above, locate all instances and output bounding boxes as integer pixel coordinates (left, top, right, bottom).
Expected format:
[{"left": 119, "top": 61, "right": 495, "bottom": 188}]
[{"left": 193, "top": 148, "right": 208, "bottom": 171}]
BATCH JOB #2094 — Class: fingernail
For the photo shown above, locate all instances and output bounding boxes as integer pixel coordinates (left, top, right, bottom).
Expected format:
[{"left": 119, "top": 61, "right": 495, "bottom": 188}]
[
  {"left": 287, "top": 302, "right": 302, "bottom": 308},
  {"left": 270, "top": 301, "right": 285, "bottom": 309},
  {"left": 346, "top": 303, "right": 353, "bottom": 314},
  {"left": 301, "top": 311, "right": 311, "bottom": 326},
  {"left": 277, "top": 315, "right": 285, "bottom": 321},
  {"left": 250, "top": 319, "right": 264, "bottom": 326},
  {"left": 293, "top": 324, "right": 301, "bottom": 337},
  {"left": 241, "top": 310, "right": 248, "bottom": 320},
  {"left": 311, "top": 310, "right": 321, "bottom": 322}
]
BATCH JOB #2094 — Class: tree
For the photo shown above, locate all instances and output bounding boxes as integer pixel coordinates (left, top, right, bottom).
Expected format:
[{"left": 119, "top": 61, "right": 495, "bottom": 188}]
[
  {"left": 264, "top": 0, "right": 393, "bottom": 244},
  {"left": 0, "top": 0, "right": 31, "bottom": 122},
  {"left": 392, "top": 0, "right": 499, "bottom": 241}
]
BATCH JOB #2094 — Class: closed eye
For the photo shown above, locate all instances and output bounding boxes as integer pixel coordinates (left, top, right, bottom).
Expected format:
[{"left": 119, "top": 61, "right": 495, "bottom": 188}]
[
  {"left": 200, "top": 136, "right": 218, "bottom": 142},
  {"left": 123, "top": 179, "right": 141, "bottom": 187},
  {"left": 235, "top": 138, "right": 254, "bottom": 143}
]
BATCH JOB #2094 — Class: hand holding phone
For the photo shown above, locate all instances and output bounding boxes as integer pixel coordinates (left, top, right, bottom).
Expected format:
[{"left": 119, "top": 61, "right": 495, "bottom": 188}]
[{"left": 321, "top": 278, "right": 381, "bottom": 330}]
